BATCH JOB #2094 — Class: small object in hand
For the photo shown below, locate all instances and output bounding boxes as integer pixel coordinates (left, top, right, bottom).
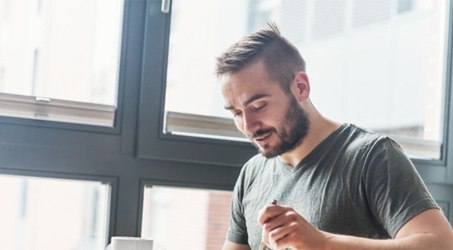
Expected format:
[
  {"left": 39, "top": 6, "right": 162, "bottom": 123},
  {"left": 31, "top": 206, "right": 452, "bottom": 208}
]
[{"left": 259, "top": 200, "right": 278, "bottom": 250}]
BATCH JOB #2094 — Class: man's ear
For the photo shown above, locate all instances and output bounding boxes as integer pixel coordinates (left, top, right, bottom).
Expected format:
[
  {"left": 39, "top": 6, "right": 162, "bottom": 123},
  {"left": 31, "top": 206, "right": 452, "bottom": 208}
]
[{"left": 292, "top": 71, "right": 310, "bottom": 101}]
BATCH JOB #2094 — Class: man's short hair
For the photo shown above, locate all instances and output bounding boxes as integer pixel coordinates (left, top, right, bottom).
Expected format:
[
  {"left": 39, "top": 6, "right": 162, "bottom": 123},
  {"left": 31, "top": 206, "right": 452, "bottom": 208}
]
[{"left": 216, "top": 22, "right": 306, "bottom": 93}]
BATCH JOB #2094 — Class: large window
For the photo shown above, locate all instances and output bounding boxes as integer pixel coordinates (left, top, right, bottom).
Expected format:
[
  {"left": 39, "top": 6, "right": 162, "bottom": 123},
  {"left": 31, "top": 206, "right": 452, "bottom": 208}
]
[
  {"left": 0, "top": 0, "right": 124, "bottom": 127},
  {"left": 0, "top": 175, "right": 111, "bottom": 250},
  {"left": 0, "top": 1, "right": 452, "bottom": 250},
  {"left": 164, "top": 0, "right": 448, "bottom": 160},
  {"left": 141, "top": 186, "right": 232, "bottom": 250}
]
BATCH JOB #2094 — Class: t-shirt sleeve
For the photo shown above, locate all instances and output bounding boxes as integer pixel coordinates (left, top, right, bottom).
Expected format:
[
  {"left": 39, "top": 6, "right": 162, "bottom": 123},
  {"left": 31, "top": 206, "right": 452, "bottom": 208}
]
[
  {"left": 227, "top": 165, "right": 249, "bottom": 244},
  {"left": 364, "top": 138, "right": 439, "bottom": 237}
]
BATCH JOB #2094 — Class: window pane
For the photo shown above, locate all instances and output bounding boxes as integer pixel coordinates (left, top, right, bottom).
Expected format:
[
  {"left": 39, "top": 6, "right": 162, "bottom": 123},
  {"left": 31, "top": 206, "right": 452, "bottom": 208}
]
[
  {"left": 0, "top": 0, "right": 123, "bottom": 105},
  {"left": 164, "top": 0, "right": 448, "bottom": 159},
  {"left": 0, "top": 175, "right": 111, "bottom": 250},
  {"left": 141, "top": 186, "right": 232, "bottom": 250}
]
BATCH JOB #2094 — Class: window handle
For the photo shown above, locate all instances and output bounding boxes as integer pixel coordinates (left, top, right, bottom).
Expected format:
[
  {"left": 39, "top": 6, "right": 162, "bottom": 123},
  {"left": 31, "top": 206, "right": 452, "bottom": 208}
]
[
  {"left": 35, "top": 96, "right": 51, "bottom": 103},
  {"left": 161, "top": 0, "right": 171, "bottom": 13}
]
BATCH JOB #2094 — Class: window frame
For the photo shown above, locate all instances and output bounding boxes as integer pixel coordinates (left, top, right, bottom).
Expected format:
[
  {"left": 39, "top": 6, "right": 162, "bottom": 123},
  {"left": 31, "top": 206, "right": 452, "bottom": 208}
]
[
  {"left": 136, "top": 0, "right": 453, "bottom": 183},
  {"left": 0, "top": 93, "right": 122, "bottom": 133},
  {"left": 135, "top": 0, "right": 256, "bottom": 167},
  {"left": 0, "top": 0, "right": 451, "bottom": 248}
]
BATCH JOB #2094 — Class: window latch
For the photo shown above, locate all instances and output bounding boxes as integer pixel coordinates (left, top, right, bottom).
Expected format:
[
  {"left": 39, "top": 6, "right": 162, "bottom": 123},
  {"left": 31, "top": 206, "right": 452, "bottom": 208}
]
[
  {"left": 161, "top": 0, "right": 171, "bottom": 14},
  {"left": 35, "top": 96, "right": 51, "bottom": 104}
]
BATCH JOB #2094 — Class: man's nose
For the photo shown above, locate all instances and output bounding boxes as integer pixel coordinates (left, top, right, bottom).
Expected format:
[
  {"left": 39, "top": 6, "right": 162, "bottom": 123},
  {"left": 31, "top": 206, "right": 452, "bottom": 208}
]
[{"left": 242, "top": 112, "right": 260, "bottom": 136}]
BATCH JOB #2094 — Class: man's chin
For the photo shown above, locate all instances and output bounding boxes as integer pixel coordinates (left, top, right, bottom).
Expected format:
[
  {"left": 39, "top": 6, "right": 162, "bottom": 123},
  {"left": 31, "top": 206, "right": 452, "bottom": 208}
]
[
  {"left": 258, "top": 147, "right": 280, "bottom": 158},
  {"left": 251, "top": 141, "right": 281, "bottom": 158},
  {"left": 256, "top": 140, "right": 301, "bottom": 158}
]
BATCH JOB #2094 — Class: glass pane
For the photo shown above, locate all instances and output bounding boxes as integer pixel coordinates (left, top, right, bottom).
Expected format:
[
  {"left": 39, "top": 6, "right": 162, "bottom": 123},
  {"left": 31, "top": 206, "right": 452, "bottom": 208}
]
[
  {"left": 141, "top": 186, "right": 232, "bottom": 250},
  {"left": 0, "top": 0, "right": 124, "bottom": 106},
  {"left": 0, "top": 174, "right": 111, "bottom": 250},
  {"left": 164, "top": 0, "right": 448, "bottom": 159}
]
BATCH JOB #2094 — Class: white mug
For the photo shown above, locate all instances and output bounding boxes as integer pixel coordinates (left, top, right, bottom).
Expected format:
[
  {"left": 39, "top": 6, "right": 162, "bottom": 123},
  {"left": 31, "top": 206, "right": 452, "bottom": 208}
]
[{"left": 106, "top": 236, "right": 153, "bottom": 250}]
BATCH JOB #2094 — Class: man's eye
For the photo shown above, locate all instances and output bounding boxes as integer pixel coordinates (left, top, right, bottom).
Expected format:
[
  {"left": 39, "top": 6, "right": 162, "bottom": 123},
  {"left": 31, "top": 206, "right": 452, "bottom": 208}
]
[
  {"left": 232, "top": 111, "right": 242, "bottom": 117},
  {"left": 251, "top": 104, "right": 266, "bottom": 111}
]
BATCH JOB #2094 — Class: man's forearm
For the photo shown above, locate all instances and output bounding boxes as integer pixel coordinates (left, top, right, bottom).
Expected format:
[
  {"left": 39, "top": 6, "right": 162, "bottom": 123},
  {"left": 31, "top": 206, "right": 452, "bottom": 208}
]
[{"left": 325, "top": 232, "right": 452, "bottom": 250}]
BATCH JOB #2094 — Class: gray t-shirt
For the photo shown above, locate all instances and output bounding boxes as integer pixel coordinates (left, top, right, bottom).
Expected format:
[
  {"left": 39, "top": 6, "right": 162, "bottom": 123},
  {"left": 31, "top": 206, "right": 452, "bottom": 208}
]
[{"left": 227, "top": 123, "right": 438, "bottom": 249}]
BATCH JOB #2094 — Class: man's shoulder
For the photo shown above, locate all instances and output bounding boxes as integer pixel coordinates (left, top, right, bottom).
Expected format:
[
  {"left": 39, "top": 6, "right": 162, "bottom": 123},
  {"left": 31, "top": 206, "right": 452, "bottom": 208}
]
[
  {"left": 332, "top": 123, "right": 400, "bottom": 161},
  {"left": 342, "top": 123, "right": 391, "bottom": 147}
]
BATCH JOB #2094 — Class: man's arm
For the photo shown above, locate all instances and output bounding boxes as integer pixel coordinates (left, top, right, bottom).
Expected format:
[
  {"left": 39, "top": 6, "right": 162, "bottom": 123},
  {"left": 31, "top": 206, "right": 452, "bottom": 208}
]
[
  {"left": 326, "top": 208, "right": 453, "bottom": 250},
  {"left": 258, "top": 206, "right": 453, "bottom": 250},
  {"left": 222, "top": 240, "right": 251, "bottom": 250}
]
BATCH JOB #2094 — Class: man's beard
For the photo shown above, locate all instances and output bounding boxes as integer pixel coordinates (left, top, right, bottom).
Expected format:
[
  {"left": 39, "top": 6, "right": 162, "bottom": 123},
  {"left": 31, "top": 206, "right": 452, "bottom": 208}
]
[{"left": 250, "top": 96, "right": 310, "bottom": 158}]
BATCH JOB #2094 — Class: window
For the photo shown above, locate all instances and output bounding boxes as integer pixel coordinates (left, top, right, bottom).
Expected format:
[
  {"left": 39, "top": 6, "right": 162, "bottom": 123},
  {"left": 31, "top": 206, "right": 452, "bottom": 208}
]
[
  {"left": 0, "top": 1, "right": 451, "bottom": 249},
  {"left": 0, "top": 174, "right": 111, "bottom": 250},
  {"left": 141, "top": 185, "right": 232, "bottom": 250},
  {"left": 0, "top": 0, "right": 124, "bottom": 127},
  {"left": 163, "top": 0, "right": 449, "bottom": 160}
]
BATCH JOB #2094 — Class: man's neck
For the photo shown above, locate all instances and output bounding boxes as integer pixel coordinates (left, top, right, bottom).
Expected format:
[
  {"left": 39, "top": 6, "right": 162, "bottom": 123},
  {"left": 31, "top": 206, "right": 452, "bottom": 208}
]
[{"left": 280, "top": 115, "right": 341, "bottom": 167}]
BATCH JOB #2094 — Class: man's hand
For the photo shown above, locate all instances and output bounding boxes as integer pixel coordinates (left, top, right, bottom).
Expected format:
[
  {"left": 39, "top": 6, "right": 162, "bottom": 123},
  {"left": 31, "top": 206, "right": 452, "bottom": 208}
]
[{"left": 257, "top": 204, "right": 330, "bottom": 250}]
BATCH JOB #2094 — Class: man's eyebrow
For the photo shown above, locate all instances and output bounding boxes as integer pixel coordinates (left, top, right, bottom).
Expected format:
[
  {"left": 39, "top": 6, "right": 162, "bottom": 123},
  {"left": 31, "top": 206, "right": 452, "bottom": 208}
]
[
  {"left": 224, "top": 105, "right": 234, "bottom": 110},
  {"left": 243, "top": 93, "right": 270, "bottom": 106},
  {"left": 224, "top": 93, "right": 271, "bottom": 110}
]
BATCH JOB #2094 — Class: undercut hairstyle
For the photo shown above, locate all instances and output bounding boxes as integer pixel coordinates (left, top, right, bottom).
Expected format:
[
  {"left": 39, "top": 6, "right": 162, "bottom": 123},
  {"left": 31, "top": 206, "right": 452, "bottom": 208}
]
[{"left": 216, "top": 22, "right": 306, "bottom": 94}]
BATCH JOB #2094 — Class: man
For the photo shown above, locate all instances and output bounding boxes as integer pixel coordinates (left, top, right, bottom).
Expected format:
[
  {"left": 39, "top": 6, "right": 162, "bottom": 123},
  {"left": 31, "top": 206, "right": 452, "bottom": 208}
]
[{"left": 216, "top": 23, "right": 453, "bottom": 250}]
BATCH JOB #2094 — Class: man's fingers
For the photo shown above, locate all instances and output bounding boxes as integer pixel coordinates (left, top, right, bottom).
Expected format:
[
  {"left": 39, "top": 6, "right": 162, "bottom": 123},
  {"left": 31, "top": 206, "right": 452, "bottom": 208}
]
[
  {"left": 257, "top": 204, "right": 286, "bottom": 225},
  {"left": 260, "top": 208, "right": 309, "bottom": 248}
]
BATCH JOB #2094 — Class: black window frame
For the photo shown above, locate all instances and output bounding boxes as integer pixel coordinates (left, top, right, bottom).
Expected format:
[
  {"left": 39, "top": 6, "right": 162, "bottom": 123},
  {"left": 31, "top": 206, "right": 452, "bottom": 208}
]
[
  {"left": 136, "top": 0, "right": 453, "bottom": 182},
  {"left": 0, "top": 0, "right": 452, "bottom": 247}
]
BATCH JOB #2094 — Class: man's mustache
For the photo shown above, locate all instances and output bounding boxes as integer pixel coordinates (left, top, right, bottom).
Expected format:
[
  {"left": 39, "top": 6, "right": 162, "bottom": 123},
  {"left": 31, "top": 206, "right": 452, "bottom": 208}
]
[{"left": 248, "top": 128, "right": 276, "bottom": 139}]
